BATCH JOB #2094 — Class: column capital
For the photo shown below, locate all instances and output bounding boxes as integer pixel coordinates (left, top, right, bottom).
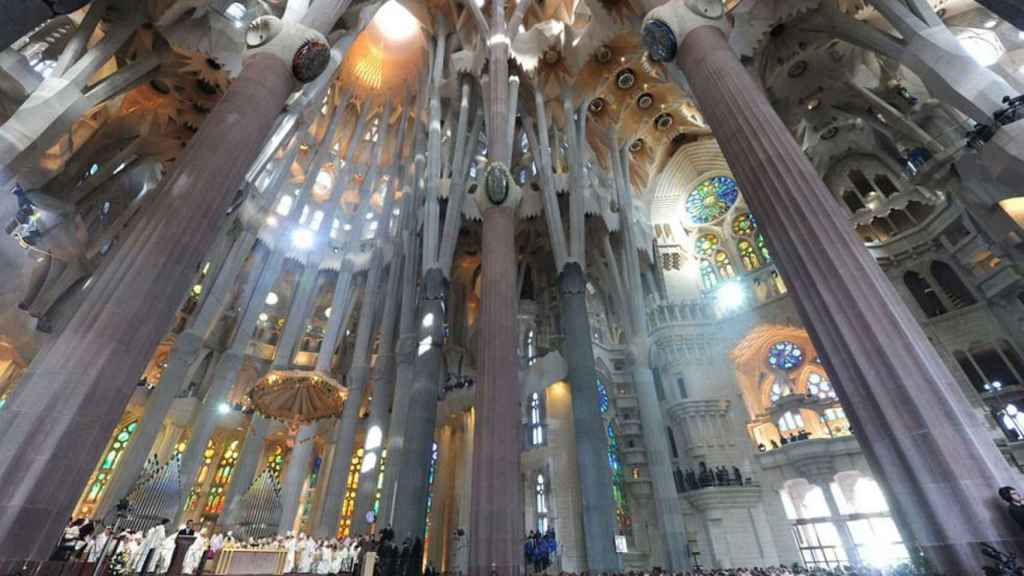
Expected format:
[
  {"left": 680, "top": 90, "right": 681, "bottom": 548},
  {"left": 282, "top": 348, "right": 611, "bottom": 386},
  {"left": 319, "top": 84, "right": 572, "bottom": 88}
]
[
  {"left": 643, "top": 0, "right": 728, "bottom": 63},
  {"left": 244, "top": 16, "right": 330, "bottom": 86}
]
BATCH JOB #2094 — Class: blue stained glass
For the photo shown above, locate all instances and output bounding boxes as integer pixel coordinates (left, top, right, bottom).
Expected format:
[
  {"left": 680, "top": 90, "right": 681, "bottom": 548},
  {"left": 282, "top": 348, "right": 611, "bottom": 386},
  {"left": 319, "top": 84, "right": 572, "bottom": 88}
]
[
  {"left": 768, "top": 341, "right": 804, "bottom": 371},
  {"left": 686, "top": 176, "right": 739, "bottom": 224},
  {"left": 597, "top": 379, "right": 610, "bottom": 414}
]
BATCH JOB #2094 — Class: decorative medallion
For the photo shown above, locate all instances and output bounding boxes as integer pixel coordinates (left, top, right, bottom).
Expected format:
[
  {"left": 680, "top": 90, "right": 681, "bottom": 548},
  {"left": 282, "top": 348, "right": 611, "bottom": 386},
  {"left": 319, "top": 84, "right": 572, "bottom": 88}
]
[
  {"left": 485, "top": 163, "right": 510, "bottom": 206},
  {"left": 629, "top": 139, "right": 644, "bottom": 153},
  {"left": 787, "top": 60, "right": 808, "bottom": 78},
  {"left": 293, "top": 39, "right": 331, "bottom": 83},
  {"left": 637, "top": 92, "right": 654, "bottom": 110},
  {"left": 655, "top": 112, "right": 674, "bottom": 130},
  {"left": 642, "top": 19, "right": 678, "bottom": 63},
  {"left": 596, "top": 45, "right": 613, "bottom": 64},
  {"left": 589, "top": 98, "right": 606, "bottom": 114},
  {"left": 616, "top": 68, "right": 636, "bottom": 90}
]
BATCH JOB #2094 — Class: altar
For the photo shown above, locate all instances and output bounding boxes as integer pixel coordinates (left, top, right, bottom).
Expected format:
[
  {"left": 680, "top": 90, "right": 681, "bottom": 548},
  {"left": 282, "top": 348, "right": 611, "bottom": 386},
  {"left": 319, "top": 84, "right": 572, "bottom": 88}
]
[{"left": 210, "top": 547, "right": 287, "bottom": 575}]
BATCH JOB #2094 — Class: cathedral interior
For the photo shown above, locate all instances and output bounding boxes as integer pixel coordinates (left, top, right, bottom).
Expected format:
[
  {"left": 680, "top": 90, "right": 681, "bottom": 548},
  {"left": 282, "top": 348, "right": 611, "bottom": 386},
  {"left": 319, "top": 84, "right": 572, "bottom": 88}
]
[{"left": 2, "top": 0, "right": 1024, "bottom": 573}]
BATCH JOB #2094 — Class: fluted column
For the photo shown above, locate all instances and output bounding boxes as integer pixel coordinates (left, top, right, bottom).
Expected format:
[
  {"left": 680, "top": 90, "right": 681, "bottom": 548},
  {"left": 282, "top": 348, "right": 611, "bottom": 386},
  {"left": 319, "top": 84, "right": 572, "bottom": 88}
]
[
  {"left": 0, "top": 54, "right": 295, "bottom": 561},
  {"left": 642, "top": 11, "right": 1024, "bottom": 571},
  {"left": 558, "top": 262, "right": 620, "bottom": 572},
  {"left": 469, "top": 206, "right": 522, "bottom": 576},
  {"left": 279, "top": 424, "right": 317, "bottom": 534}
]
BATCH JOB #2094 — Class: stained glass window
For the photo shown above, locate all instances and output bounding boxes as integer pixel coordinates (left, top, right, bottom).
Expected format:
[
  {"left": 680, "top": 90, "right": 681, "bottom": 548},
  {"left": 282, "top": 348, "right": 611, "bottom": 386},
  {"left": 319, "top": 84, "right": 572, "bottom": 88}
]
[
  {"left": 695, "top": 234, "right": 720, "bottom": 258},
  {"left": 84, "top": 420, "right": 138, "bottom": 504},
  {"left": 686, "top": 176, "right": 739, "bottom": 224},
  {"left": 266, "top": 446, "right": 285, "bottom": 479},
  {"left": 205, "top": 440, "right": 240, "bottom": 513},
  {"left": 337, "top": 448, "right": 364, "bottom": 538},
  {"left": 700, "top": 259, "right": 718, "bottom": 291},
  {"left": 536, "top": 474, "right": 549, "bottom": 532},
  {"left": 732, "top": 213, "right": 756, "bottom": 237},
  {"left": 187, "top": 440, "right": 218, "bottom": 511},
  {"left": 607, "top": 423, "right": 631, "bottom": 530},
  {"left": 757, "top": 233, "right": 771, "bottom": 262},
  {"left": 530, "top": 392, "right": 544, "bottom": 446},
  {"left": 597, "top": 379, "right": 610, "bottom": 414},
  {"left": 738, "top": 240, "right": 762, "bottom": 271},
  {"left": 768, "top": 341, "right": 804, "bottom": 371},
  {"left": 807, "top": 373, "right": 837, "bottom": 400},
  {"left": 770, "top": 381, "right": 792, "bottom": 404},
  {"left": 424, "top": 443, "right": 439, "bottom": 539},
  {"left": 714, "top": 251, "right": 735, "bottom": 279}
]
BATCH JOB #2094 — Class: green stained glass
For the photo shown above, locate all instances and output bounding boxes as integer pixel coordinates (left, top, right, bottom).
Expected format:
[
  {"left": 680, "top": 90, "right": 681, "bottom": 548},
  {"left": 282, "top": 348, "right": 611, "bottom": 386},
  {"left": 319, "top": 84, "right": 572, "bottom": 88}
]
[
  {"left": 686, "top": 176, "right": 739, "bottom": 224},
  {"left": 732, "top": 213, "right": 756, "bottom": 236},
  {"left": 757, "top": 233, "right": 771, "bottom": 262},
  {"left": 695, "top": 234, "right": 719, "bottom": 258}
]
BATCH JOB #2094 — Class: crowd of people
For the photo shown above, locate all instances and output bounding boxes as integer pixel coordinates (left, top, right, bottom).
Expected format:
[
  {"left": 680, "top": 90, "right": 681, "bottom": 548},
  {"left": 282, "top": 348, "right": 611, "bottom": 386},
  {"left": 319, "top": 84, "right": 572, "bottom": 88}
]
[
  {"left": 524, "top": 529, "right": 558, "bottom": 573},
  {"left": 675, "top": 463, "right": 748, "bottom": 493}
]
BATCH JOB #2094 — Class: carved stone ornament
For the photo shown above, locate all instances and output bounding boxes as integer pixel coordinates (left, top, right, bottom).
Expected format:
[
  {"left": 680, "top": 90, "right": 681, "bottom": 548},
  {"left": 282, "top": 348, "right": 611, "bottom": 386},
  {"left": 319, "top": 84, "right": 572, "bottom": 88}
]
[
  {"left": 642, "top": 19, "right": 678, "bottom": 63},
  {"left": 293, "top": 39, "right": 330, "bottom": 83},
  {"left": 485, "top": 163, "right": 510, "bottom": 206}
]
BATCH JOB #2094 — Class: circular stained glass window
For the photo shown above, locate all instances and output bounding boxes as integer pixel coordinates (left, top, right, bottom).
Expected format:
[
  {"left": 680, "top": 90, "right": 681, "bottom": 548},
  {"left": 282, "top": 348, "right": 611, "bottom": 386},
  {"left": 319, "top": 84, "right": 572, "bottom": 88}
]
[
  {"left": 768, "top": 341, "right": 804, "bottom": 370},
  {"left": 686, "top": 176, "right": 739, "bottom": 225},
  {"left": 732, "top": 213, "right": 756, "bottom": 236}
]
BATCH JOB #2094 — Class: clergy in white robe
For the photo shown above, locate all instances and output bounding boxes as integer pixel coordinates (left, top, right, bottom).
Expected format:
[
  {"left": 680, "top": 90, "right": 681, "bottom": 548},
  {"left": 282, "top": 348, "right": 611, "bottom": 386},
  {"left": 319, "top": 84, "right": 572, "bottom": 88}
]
[
  {"left": 137, "top": 522, "right": 167, "bottom": 573},
  {"left": 182, "top": 530, "right": 209, "bottom": 575},
  {"left": 158, "top": 534, "right": 177, "bottom": 573},
  {"left": 298, "top": 535, "right": 316, "bottom": 573},
  {"left": 283, "top": 533, "right": 298, "bottom": 573},
  {"left": 316, "top": 542, "right": 333, "bottom": 575}
]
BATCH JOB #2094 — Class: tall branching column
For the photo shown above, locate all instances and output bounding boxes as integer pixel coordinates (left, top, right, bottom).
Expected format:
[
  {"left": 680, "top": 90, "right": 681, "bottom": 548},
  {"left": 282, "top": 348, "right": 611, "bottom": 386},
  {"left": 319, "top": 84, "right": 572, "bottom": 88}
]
[
  {"left": 524, "top": 92, "right": 619, "bottom": 572},
  {"left": 469, "top": 1, "right": 523, "bottom": 573},
  {"left": 643, "top": 4, "right": 1024, "bottom": 571},
  {"left": 0, "top": 0, "right": 358, "bottom": 553}
]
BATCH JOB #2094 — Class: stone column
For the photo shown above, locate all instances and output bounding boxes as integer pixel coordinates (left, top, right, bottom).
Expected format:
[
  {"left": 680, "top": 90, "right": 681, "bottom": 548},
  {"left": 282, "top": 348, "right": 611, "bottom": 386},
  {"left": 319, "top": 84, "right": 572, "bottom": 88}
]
[
  {"left": 642, "top": 6, "right": 1024, "bottom": 570},
  {"left": 610, "top": 141, "right": 689, "bottom": 570},
  {"left": 392, "top": 267, "right": 448, "bottom": 540},
  {"left": 316, "top": 251, "right": 389, "bottom": 538},
  {"left": 0, "top": 54, "right": 296, "bottom": 562},
  {"left": 557, "top": 262, "right": 620, "bottom": 572},
  {"left": 96, "top": 236, "right": 261, "bottom": 518},
  {"left": 470, "top": 206, "right": 523, "bottom": 576},
  {"left": 351, "top": 250, "right": 405, "bottom": 535},
  {"left": 174, "top": 253, "right": 289, "bottom": 515},
  {"left": 279, "top": 424, "right": 317, "bottom": 534},
  {"left": 221, "top": 414, "right": 271, "bottom": 528}
]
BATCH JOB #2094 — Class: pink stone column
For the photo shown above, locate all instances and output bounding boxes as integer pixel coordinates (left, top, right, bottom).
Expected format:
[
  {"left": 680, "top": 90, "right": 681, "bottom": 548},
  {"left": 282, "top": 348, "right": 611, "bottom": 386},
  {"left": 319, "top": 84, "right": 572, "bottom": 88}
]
[
  {"left": 650, "top": 22, "right": 1024, "bottom": 571},
  {"left": 0, "top": 54, "right": 294, "bottom": 561},
  {"left": 469, "top": 206, "right": 523, "bottom": 576}
]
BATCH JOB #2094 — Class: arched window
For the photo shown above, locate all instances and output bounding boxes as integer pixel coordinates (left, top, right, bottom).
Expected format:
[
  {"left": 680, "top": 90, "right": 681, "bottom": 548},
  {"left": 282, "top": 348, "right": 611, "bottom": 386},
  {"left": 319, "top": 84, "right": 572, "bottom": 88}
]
[
  {"left": 714, "top": 251, "right": 735, "bottom": 279},
  {"left": 700, "top": 259, "right": 718, "bottom": 291},
  {"left": 770, "top": 380, "right": 792, "bottom": 404},
  {"left": 806, "top": 372, "right": 837, "bottom": 400},
  {"left": 695, "top": 234, "right": 719, "bottom": 258},
  {"left": 205, "top": 440, "right": 240, "bottom": 513},
  {"left": 84, "top": 420, "right": 138, "bottom": 504},
  {"left": 732, "top": 213, "right": 756, "bottom": 237},
  {"left": 737, "top": 239, "right": 762, "bottom": 271},
  {"left": 530, "top": 392, "right": 544, "bottom": 446},
  {"left": 929, "top": 261, "right": 977, "bottom": 309},
  {"left": 535, "top": 474, "right": 549, "bottom": 532},
  {"left": 266, "top": 446, "right": 285, "bottom": 479},
  {"left": 778, "top": 411, "right": 805, "bottom": 434}
]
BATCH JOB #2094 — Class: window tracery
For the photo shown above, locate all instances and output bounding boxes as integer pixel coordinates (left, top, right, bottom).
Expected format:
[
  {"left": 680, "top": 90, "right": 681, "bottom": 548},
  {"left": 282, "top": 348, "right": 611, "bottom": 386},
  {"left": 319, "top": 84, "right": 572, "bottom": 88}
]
[{"left": 686, "top": 176, "right": 739, "bottom": 224}]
